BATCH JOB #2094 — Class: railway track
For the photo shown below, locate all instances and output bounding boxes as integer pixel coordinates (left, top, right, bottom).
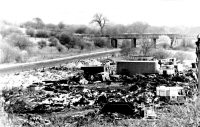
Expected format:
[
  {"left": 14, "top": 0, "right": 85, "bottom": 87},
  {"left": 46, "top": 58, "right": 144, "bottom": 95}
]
[{"left": 0, "top": 49, "right": 121, "bottom": 74}]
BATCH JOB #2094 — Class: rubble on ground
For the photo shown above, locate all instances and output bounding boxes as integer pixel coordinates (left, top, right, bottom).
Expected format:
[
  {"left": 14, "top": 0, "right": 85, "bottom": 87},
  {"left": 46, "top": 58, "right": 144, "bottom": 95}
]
[{"left": 0, "top": 57, "right": 198, "bottom": 126}]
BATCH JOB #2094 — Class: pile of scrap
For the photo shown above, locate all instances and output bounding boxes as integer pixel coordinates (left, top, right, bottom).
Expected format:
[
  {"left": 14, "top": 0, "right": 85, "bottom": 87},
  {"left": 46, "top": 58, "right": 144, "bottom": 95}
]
[
  {"left": 1, "top": 57, "right": 198, "bottom": 122},
  {"left": 2, "top": 70, "right": 197, "bottom": 116}
]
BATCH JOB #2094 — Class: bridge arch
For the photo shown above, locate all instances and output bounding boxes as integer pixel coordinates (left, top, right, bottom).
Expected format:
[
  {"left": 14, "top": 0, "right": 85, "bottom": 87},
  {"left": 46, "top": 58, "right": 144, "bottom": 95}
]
[{"left": 111, "top": 38, "right": 118, "bottom": 48}]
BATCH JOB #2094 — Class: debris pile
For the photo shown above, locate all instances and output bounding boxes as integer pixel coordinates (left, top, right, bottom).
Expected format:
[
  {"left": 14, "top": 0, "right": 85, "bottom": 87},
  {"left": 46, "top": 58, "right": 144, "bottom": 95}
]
[
  {"left": 2, "top": 71, "right": 197, "bottom": 114},
  {"left": 1, "top": 57, "right": 198, "bottom": 126}
]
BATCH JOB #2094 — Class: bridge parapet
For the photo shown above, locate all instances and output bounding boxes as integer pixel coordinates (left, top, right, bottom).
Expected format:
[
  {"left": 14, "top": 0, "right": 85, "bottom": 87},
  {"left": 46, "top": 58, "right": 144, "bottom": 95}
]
[
  {"left": 73, "top": 33, "right": 193, "bottom": 39},
  {"left": 73, "top": 33, "right": 195, "bottom": 48},
  {"left": 110, "top": 33, "right": 188, "bottom": 39}
]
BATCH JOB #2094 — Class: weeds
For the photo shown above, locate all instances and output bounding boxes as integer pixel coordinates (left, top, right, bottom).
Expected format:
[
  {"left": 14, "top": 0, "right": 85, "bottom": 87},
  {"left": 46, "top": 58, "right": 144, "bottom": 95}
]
[
  {"left": 150, "top": 49, "right": 172, "bottom": 59},
  {"left": 0, "top": 43, "right": 23, "bottom": 63},
  {"left": 173, "top": 51, "right": 195, "bottom": 62}
]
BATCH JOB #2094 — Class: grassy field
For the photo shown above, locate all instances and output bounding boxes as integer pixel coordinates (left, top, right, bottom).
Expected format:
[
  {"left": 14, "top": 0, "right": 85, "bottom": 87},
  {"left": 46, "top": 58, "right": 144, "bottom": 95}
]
[{"left": 0, "top": 47, "right": 112, "bottom": 66}]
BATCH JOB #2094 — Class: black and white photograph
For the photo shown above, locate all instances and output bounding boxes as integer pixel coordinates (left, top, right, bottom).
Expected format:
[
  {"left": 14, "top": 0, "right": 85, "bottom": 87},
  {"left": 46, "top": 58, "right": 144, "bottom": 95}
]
[{"left": 0, "top": 0, "right": 200, "bottom": 126}]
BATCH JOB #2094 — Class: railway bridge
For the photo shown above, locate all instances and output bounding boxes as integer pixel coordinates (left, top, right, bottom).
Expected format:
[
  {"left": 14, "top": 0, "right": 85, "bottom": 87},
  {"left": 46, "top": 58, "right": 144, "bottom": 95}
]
[
  {"left": 110, "top": 33, "right": 190, "bottom": 48},
  {"left": 75, "top": 33, "right": 193, "bottom": 48}
]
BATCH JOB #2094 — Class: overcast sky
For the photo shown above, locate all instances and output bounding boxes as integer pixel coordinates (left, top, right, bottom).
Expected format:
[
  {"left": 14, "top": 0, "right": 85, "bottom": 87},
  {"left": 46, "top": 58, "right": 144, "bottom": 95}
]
[{"left": 0, "top": 0, "right": 199, "bottom": 27}]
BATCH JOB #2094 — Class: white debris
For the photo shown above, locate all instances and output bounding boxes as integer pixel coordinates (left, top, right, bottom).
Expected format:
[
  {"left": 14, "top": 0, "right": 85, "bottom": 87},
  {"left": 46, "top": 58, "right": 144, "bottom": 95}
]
[
  {"left": 40, "top": 99, "right": 52, "bottom": 105},
  {"left": 83, "top": 88, "right": 90, "bottom": 93},
  {"left": 79, "top": 78, "right": 89, "bottom": 85},
  {"left": 71, "top": 95, "right": 82, "bottom": 103},
  {"left": 66, "top": 62, "right": 76, "bottom": 68},
  {"left": 144, "top": 107, "right": 157, "bottom": 119},
  {"left": 88, "top": 59, "right": 102, "bottom": 66},
  {"left": 99, "top": 72, "right": 110, "bottom": 81},
  {"left": 88, "top": 100, "right": 95, "bottom": 105},
  {"left": 76, "top": 62, "right": 85, "bottom": 68}
]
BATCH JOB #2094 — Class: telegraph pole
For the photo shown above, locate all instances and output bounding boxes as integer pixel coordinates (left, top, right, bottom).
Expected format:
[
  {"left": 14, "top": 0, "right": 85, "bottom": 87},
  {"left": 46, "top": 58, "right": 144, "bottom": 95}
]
[{"left": 196, "top": 34, "right": 200, "bottom": 91}]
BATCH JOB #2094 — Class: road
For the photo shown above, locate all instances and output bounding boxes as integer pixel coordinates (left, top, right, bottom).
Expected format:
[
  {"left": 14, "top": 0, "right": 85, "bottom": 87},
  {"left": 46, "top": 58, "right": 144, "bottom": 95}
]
[{"left": 0, "top": 49, "right": 121, "bottom": 74}]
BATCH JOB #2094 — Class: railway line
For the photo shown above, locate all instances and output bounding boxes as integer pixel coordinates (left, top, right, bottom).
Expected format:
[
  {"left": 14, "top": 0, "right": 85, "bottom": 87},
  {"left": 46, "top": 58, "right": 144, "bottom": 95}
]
[{"left": 0, "top": 49, "right": 121, "bottom": 74}]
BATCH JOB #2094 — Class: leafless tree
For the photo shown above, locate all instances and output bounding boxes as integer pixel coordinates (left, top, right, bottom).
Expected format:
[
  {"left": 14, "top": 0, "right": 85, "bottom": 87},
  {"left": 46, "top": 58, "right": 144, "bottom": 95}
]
[
  {"left": 90, "top": 13, "right": 108, "bottom": 35},
  {"left": 140, "top": 39, "right": 154, "bottom": 56}
]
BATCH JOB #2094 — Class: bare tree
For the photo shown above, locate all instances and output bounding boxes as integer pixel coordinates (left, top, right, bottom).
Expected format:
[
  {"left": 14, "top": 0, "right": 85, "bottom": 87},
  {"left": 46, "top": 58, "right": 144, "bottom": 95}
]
[
  {"left": 90, "top": 13, "right": 108, "bottom": 35},
  {"left": 140, "top": 39, "right": 154, "bottom": 56}
]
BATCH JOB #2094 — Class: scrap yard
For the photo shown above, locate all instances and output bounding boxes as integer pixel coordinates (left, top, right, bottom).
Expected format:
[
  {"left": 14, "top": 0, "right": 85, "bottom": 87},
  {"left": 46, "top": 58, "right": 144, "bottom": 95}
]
[{"left": 0, "top": 53, "right": 199, "bottom": 126}]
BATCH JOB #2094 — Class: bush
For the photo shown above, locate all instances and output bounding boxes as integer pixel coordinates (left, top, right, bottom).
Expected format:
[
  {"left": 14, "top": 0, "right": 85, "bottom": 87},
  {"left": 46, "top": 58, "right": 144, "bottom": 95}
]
[
  {"left": 37, "top": 40, "right": 47, "bottom": 49},
  {"left": 0, "top": 42, "right": 23, "bottom": 63},
  {"left": 173, "top": 51, "right": 195, "bottom": 62},
  {"left": 70, "top": 37, "right": 83, "bottom": 49},
  {"left": 150, "top": 49, "right": 172, "bottom": 59},
  {"left": 56, "top": 43, "right": 66, "bottom": 52},
  {"left": 48, "top": 37, "right": 60, "bottom": 47},
  {"left": 6, "top": 33, "right": 34, "bottom": 50},
  {"left": 57, "top": 32, "right": 94, "bottom": 49},
  {"left": 48, "top": 36, "right": 66, "bottom": 52},
  {"left": 157, "top": 35, "right": 171, "bottom": 49},
  {"left": 71, "top": 37, "right": 94, "bottom": 50},
  {"left": 25, "top": 28, "right": 35, "bottom": 37},
  {"left": 0, "top": 27, "right": 23, "bottom": 38},
  {"left": 82, "top": 42, "right": 93, "bottom": 50},
  {"left": 172, "top": 39, "right": 195, "bottom": 51},
  {"left": 75, "top": 27, "right": 87, "bottom": 34},
  {"left": 35, "top": 30, "right": 49, "bottom": 38},
  {"left": 60, "top": 36, "right": 82, "bottom": 49},
  {"left": 49, "top": 30, "right": 59, "bottom": 37},
  {"left": 78, "top": 42, "right": 92, "bottom": 50},
  {"left": 57, "top": 32, "right": 71, "bottom": 46},
  {"left": 180, "top": 39, "right": 195, "bottom": 49},
  {"left": 93, "top": 37, "right": 108, "bottom": 48}
]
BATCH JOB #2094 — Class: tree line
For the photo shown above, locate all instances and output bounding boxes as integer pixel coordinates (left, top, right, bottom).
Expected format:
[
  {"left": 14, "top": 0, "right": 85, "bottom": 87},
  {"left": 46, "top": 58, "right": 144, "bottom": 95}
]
[{"left": 20, "top": 14, "right": 200, "bottom": 38}]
